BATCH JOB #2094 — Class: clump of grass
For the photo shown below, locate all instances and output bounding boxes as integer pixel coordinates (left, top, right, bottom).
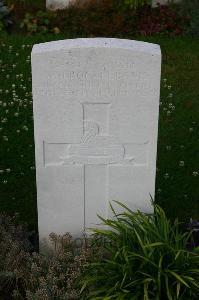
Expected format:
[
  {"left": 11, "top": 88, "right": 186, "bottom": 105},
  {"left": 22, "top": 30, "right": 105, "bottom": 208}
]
[{"left": 81, "top": 201, "right": 199, "bottom": 299}]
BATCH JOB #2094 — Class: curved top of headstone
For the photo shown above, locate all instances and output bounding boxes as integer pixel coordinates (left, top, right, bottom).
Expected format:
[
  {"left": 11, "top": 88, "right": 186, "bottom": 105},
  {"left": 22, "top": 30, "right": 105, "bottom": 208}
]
[{"left": 32, "top": 38, "right": 161, "bottom": 56}]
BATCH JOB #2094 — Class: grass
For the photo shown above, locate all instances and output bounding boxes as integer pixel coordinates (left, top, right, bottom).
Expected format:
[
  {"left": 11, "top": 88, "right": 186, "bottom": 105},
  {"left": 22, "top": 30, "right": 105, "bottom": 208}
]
[
  {"left": 82, "top": 201, "right": 199, "bottom": 299},
  {"left": 0, "top": 34, "right": 199, "bottom": 231}
]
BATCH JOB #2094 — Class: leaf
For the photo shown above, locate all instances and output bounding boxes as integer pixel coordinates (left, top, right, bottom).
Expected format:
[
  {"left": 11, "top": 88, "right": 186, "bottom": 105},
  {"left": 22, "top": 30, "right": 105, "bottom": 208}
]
[
  {"left": 176, "top": 282, "right": 181, "bottom": 299},
  {"left": 144, "top": 242, "right": 165, "bottom": 248},
  {"left": 166, "top": 270, "right": 190, "bottom": 288}
]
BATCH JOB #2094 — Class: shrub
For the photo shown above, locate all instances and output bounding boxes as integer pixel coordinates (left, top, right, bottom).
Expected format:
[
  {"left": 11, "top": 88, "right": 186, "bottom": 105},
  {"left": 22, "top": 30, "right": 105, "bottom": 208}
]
[
  {"left": 136, "top": 3, "right": 189, "bottom": 36},
  {"left": 0, "top": 0, "right": 12, "bottom": 32},
  {"left": 58, "top": 0, "right": 136, "bottom": 37},
  {"left": 25, "top": 233, "right": 91, "bottom": 300},
  {"left": 180, "top": 0, "right": 199, "bottom": 37},
  {"left": 81, "top": 201, "right": 199, "bottom": 299},
  {"left": 0, "top": 213, "right": 36, "bottom": 299},
  {"left": 4, "top": 0, "right": 190, "bottom": 37},
  {"left": 0, "top": 213, "right": 93, "bottom": 299},
  {"left": 20, "top": 11, "right": 54, "bottom": 34}
]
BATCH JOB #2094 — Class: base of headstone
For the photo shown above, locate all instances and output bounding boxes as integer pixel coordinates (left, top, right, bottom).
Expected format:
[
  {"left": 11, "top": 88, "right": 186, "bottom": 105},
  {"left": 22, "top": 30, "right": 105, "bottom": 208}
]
[
  {"left": 152, "top": 0, "right": 181, "bottom": 7},
  {"left": 46, "top": 0, "right": 72, "bottom": 10}
]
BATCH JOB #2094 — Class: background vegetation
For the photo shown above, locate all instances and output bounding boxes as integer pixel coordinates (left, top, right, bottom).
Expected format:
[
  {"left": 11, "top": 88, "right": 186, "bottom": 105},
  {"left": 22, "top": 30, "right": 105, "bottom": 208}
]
[
  {"left": 0, "top": 0, "right": 199, "bottom": 299},
  {"left": 0, "top": 34, "right": 199, "bottom": 231},
  {"left": 0, "top": 0, "right": 198, "bottom": 230}
]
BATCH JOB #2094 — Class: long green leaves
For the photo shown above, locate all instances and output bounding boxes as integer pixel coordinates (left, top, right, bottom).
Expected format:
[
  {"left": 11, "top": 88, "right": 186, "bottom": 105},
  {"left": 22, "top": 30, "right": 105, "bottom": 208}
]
[{"left": 81, "top": 201, "right": 199, "bottom": 299}]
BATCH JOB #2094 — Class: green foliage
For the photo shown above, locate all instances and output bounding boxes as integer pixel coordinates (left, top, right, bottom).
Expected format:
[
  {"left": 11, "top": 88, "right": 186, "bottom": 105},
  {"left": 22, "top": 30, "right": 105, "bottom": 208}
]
[
  {"left": 5, "top": 0, "right": 44, "bottom": 5},
  {"left": 123, "top": 0, "right": 151, "bottom": 9},
  {"left": 82, "top": 201, "right": 199, "bottom": 299},
  {"left": 0, "top": 36, "right": 199, "bottom": 228},
  {"left": 180, "top": 0, "right": 199, "bottom": 37},
  {"left": 20, "top": 11, "right": 58, "bottom": 34},
  {"left": 0, "top": 0, "right": 12, "bottom": 32}
]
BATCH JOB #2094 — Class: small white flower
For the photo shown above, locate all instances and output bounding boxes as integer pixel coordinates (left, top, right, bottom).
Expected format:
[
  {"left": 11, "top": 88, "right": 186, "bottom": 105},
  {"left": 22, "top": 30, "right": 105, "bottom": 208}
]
[
  {"left": 179, "top": 161, "right": 185, "bottom": 167},
  {"left": 23, "top": 125, "right": 28, "bottom": 131},
  {"left": 164, "top": 173, "right": 169, "bottom": 179},
  {"left": 3, "top": 136, "right": 8, "bottom": 141},
  {"left": 2, "top": 118, "right": 7, "bottom": 123},
  {"left": 167, "top": 111, "right": 171, "bottom": 116},
  {"left": 166, "top": 145, "right": 171, "bottom": 150},
  {"left": 192, "top": 171, "right": 198, "bottom": 177}
]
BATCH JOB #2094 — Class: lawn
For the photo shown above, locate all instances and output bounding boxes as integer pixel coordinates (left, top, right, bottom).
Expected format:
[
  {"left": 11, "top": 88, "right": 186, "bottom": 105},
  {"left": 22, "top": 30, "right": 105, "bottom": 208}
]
[{"left": 0, "top": 34, "right": 199, "bottom": 231}]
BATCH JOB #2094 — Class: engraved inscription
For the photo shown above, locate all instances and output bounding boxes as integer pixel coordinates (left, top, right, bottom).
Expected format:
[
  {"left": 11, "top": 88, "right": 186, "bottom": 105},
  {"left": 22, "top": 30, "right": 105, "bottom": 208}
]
[{"left": 35, "top": 65, "right": 152, "bottom": 98}]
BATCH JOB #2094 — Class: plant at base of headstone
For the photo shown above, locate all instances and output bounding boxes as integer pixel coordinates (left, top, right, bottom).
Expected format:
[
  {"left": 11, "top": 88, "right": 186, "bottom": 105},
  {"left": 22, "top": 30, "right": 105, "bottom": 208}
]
[
  {"left": 25, "top": 233, "right": 98, "bottom": 300},
  {"left": 81, "top": 201, "right": 199, "bottom": 299},
  {"left": 187, "top": 219, "right": 199, "bottom": 249},
  {"left": 0, "top": 213, "right": 36, "bottom": 299}
]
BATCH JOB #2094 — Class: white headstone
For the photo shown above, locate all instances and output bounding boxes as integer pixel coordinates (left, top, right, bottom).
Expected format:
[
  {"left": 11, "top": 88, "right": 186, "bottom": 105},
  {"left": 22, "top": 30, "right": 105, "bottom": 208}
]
[
  {"left": 31, "top": 38, "right": 161, "bottom": 243},
  {"left": 47, "top": 0, "right": 71, "bottom": 10},
  {"left": 152, "top": 0, "right": 181, "bottom": 7}
]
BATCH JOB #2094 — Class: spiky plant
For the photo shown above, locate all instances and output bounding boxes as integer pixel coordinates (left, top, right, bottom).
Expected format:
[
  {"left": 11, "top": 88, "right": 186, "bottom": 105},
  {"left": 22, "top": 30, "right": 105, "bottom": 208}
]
[{"left": 81, "top": 201, "right": 199, "bottom": 300}]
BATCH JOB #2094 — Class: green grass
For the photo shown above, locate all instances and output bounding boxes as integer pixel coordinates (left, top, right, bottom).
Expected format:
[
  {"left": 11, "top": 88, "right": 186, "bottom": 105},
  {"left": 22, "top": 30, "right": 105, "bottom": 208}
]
[
  {"left": 82, "top": 201, "right": 199, "bottom": 299},
  {"left": 0, "top": 34, "right": 199, "bottom": 230}
]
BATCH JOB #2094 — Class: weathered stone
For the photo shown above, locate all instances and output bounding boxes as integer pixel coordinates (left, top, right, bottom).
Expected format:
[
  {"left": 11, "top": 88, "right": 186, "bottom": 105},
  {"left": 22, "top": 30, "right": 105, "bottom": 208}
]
[
  {"left": 46, "top": 0, "right": 71, "bottom": 10},
  {"left": 31, "top": 38, "right": 161, "bottom": 243},
  {"left": 152, "top": 0, "right": 181, "bottom": 7}
]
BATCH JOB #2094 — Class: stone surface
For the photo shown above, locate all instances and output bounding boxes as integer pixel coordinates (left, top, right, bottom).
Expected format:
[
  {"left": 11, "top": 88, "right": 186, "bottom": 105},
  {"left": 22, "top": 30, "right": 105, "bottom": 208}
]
[
  {"left": 46, "top": 0, "right": 71, "bottom": 10},
  {"left": 31, "top": 38, "right": 161, "bottom": 242},
  {"left": 152, "top": 0, "right": 181, "bottom": 6}
]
